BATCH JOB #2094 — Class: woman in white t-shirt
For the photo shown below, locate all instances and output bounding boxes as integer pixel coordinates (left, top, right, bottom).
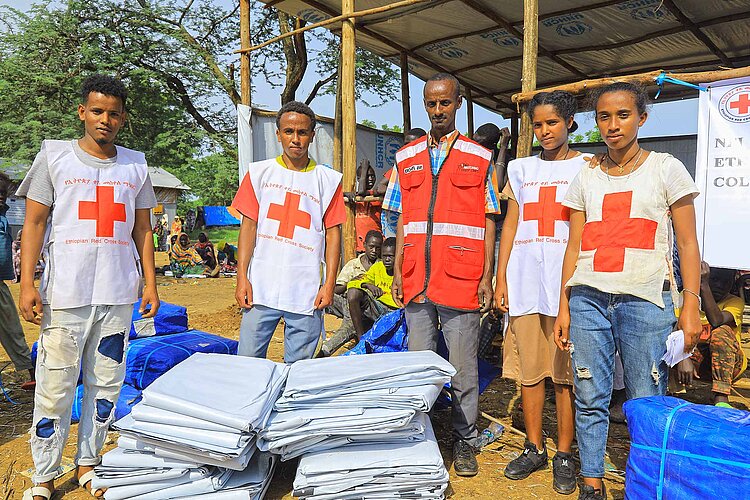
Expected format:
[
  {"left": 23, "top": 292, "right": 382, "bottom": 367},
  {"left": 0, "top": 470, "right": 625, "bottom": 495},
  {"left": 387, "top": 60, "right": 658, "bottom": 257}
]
[
  {"left": 495, "top": 90, "right": 586, "bottom": 495},
  {"left": 553, "top": 82, "right": 702, "bottom": 500}
]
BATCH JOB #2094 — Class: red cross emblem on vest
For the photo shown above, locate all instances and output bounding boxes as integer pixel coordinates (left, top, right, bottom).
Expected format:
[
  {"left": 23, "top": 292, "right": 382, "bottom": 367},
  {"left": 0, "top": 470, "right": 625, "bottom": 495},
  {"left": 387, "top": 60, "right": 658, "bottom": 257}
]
[
  {"left": 729, "top": 93, "right": 750, "bottom": 115},
  {"left": 267, "top": 191, "right": 311, "bottom": 239},
  {"left": 523, "top": 185, "right": 570, "bottom": 237},
  {"left": 581, "top": 191, "right": 657, "bottom": 272},
  {"left": 78, "top": 185, "right": 127, "bottom": 238}
]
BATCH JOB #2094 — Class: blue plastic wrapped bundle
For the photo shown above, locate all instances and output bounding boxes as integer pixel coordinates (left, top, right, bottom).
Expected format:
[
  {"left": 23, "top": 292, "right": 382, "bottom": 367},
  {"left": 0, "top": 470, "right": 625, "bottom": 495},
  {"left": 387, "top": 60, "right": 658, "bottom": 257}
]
[
  {"left": 125, "top": 330, "right": 238, "bottom": 390},
  {"left": 130, "top": 301, "right": 189, "bottom": 340},
  {"left": 624, "top": 395, "right": 750, "bottom": 499}
]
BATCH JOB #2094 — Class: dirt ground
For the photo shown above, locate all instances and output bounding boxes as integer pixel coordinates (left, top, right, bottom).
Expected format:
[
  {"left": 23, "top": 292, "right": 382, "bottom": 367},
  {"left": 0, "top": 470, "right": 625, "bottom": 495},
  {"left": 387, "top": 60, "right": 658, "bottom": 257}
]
[{"left": 2, "top": 253, "right": 749, "bottom": 499}]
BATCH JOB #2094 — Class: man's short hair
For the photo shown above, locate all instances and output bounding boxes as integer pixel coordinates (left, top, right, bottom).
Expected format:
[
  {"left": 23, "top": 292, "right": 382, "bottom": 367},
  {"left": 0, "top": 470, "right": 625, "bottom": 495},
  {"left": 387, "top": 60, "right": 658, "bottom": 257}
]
[
  {"left": 474, "top": 123, "right": 501, "bottom": 151},
  {"left": 365, "top": 230, "right": 383, "bottom": 243},
  {"left": 425, "top": 73, "right": 460, "bottom": 98},
  {"left": 276, "top": 101, "right": 317, "bottom": 130},
  {"left": 81, "top": 74, "right": 128, "bottom": 110},
  {"left": 0, "top": 171, "right": 10, "bottom": 193},
  {"left": 404, "top": 128, "right": 427, "bottom": 144},
  {"left": 382, "top": 237, "right": 397, "bottom": 250}
]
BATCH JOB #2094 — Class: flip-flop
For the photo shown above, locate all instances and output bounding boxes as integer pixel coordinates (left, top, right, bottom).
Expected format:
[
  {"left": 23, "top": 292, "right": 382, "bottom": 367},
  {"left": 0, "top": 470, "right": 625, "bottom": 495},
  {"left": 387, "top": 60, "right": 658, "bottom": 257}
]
[
  {"left": 77, "top": 469, "right": 105, "bottom": 497},
  {"left": 22, "top": 486, "right": 52, "bottom": 500}
]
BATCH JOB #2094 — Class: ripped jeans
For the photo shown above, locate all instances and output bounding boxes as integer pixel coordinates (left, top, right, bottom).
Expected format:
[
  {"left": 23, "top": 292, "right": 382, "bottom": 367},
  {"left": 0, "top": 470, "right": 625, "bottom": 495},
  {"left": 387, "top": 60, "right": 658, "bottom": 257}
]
[
  {"left": 31, "top": 304, "right": 132, "bottom": 483},
  {"left": 568, "top": 286, "right": 675, "bottom": 478}
]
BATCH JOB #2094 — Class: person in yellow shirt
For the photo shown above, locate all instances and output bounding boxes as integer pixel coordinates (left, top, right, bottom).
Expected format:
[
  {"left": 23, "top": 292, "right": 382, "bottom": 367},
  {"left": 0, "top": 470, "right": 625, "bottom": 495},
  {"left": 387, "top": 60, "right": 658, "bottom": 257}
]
[
  {"left": 676, "top": 262, "right": 745, "bottom": 407},
  {"left": 346, "top": 237, "right": 398, "bottom": 338}
]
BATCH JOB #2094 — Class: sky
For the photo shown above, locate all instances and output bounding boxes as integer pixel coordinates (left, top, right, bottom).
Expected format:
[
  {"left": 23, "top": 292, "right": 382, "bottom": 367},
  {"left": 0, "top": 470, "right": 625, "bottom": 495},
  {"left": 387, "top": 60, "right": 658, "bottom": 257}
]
[{"left": 2, "top": 0, "right": 700, "bottom": 139}]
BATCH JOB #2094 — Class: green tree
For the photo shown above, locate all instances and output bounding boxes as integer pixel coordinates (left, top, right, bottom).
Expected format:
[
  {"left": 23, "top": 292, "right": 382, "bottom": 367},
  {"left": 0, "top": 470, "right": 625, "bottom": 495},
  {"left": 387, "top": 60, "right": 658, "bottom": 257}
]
[{"left": 360, "top": 119, "right": 377, "bottom": 128}]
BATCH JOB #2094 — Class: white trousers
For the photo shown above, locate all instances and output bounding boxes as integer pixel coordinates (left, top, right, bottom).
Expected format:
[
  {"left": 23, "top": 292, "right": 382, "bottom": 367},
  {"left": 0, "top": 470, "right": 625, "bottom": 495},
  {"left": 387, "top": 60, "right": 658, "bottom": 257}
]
[{"left": 31, "top": 304, "right": 132, "bottom": 483}]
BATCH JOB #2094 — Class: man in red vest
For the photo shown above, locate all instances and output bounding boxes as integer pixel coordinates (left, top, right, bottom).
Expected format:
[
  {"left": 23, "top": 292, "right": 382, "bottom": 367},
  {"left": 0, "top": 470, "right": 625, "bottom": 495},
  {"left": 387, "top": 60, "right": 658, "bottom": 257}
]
[{"left": 384, "top": 73, "right": 499, "bottom": 477}]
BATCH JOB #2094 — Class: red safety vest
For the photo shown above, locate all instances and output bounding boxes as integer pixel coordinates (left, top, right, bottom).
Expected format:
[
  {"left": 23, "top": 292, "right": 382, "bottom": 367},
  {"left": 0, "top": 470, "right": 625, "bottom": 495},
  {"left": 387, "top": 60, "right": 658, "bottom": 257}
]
[{"left": 396, "top": 134, "right": 492, "bottom": 310}]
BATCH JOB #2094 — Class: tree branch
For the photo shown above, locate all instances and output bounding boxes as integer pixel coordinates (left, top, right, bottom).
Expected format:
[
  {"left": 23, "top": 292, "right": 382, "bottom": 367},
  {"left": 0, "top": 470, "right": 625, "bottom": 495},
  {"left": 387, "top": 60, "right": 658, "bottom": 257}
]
[{"left": 305, "top": 71, "right": 337, "bottom": 105}]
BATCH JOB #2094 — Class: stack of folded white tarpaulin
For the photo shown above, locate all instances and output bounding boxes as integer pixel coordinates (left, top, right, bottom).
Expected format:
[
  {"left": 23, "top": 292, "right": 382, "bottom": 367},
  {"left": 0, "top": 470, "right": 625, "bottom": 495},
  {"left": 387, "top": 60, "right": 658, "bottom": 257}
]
[
  {"left": 258, "top": 351, "right": 455, "bottom": 499},
  {"left": 98, "top": 353, "right": 288, "bottom": 499}
]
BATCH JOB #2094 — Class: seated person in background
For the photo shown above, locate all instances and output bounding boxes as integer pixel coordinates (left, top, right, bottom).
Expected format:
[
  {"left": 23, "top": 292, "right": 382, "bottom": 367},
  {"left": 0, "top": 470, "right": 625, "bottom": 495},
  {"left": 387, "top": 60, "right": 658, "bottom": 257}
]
[
  {"left": 169, "top": 233, "right": 205, "bottom": 276},
  {"left": 346, "top": 237, "right": 398, "bottom": 338},
  {"left": 377, "top": 128, "right": 427, "bottom": 238},
  {"left": 194, "top": 232, "right": 219, "bottom": 277},
  {"left": 676, "top": 262, "right": 745, "bottom": 407},
  {"left": 328, "top": 230, "right": 382, "bottom": 319},
  {"left": 216, "top": 239, "right": 238, "bottom": 266}
]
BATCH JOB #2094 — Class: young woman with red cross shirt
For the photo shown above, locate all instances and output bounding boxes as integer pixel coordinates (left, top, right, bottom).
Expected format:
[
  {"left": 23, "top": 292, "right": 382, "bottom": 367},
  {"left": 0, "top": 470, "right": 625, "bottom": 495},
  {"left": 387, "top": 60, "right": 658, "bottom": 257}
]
[
  {"left": 495, "top": 90, "right": 586, "bottom": 496},
  {"left": 553, "top": 82, "right": 702, "bottom": 500}
]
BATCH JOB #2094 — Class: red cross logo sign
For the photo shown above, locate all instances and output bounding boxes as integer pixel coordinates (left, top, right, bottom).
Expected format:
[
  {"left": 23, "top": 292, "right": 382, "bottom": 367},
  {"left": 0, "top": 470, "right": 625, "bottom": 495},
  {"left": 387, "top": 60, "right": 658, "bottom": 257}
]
[
  {"left": 719, "top": 85, "right": 750, "bottom": 123},
  {"left": 267, "top": 191, "right": 311, "bottom": 239},
  {"left": 78, "top": 186, "right": 127, "bottom": 237},
  {"left": 580, "top": 191, "right": 657, "bottom": 273},
  {"left": 523, "top": 185, "right": 570, "bottom": 237}
]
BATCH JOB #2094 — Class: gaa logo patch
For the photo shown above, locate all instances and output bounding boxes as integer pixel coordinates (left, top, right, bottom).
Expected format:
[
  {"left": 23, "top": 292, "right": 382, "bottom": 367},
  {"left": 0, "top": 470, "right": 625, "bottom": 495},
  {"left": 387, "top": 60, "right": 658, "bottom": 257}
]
[
  {"left": 459, "top": 164, "right": 480, "bottom": 172},
  {"left": 719, "top": 85, "right": 750, "bottom": 123},
  {"left": 404, "top": 164, "right": 424, "bottom": 174}
]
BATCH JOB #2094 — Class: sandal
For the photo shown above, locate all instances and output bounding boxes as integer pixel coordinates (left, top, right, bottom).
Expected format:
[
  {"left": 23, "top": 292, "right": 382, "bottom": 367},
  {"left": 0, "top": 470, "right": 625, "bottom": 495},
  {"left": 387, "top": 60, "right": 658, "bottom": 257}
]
[
  {"left": 77, "top": 469, "right": 105, "bottom": 497},
  {"left": 22, "top": 486, "right": 52, "bottom": 500}
]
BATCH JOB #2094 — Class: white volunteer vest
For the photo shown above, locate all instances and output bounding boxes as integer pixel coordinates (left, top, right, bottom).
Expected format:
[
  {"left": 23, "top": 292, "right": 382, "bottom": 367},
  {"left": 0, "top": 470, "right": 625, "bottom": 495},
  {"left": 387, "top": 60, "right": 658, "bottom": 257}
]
[
  {"left": 506, "top": 154, "right": 587, "bottom": 317},
  {"left": 42, "top": 140, "right": 149, "bottom": 309},
  {"left": 247, "top": 159, "right": 342, "bottom": 315}
]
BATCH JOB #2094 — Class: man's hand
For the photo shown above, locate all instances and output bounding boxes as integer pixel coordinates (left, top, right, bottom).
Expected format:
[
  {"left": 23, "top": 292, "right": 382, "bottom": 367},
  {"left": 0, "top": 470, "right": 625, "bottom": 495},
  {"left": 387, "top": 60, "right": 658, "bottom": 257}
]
[
  {"left": 494, "top": 280, "right": 509, "bottom": 313},
  {"left": 478, "top": 277, "right": 493, "bottom": 314},
  {"left": 678, "top": 308, "right": 702, "bottom": 352},
  {"left": 700, "top": 260, "right": 710, "bottom": 286},
  {"left": 19, "top": 284, "right": 43, "bottom": 325},
  {"left": 363, "top": 283, "right": 383, "bottom": 298},
  {"left": 235, "top": 277, "right": 253, "bottom": 309},
  {"left": 314, "top": 283, "right": 334, "bottom": 310},
  {"left": 391, "top": 273, "right": 404, "bottom": 308},
  {"left": 139, "top": 284, "right": 160, "bottom": 318},
  {"left": 553, "top": 309, "right": 571, "bottom": 351},
  {"left": 676, "top": 358, "right": 699, "bottom": 386}
]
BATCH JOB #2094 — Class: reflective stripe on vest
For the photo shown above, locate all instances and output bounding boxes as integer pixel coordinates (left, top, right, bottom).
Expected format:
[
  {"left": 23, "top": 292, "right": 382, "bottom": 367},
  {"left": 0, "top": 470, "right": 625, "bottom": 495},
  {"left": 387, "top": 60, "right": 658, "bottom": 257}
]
[{"left": 404, "top": 221, "right": 485, "bottom": 241}]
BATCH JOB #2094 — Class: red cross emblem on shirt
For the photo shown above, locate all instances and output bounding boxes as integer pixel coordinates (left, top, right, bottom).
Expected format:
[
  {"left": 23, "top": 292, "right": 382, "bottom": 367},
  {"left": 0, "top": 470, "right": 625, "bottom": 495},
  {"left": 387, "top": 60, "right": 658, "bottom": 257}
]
[
  {"left": 580, "top": 191, "right": 657, "bottom": 273},
  {"left": 267, "top": 191, "right": 311, "bottom": 239},
  {"left": 78, "top": 185, "right": 127, "bottom": 237},
  {"left": 730, "top": 93, "right": 750, "bottom": 115},
  {"left": 523, "top": 185, "right": 570, "bottom": 237}
]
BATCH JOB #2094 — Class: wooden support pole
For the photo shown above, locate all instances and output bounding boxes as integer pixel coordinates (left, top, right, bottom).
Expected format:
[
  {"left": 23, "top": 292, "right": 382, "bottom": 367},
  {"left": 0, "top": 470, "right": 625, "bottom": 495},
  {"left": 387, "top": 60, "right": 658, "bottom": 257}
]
[
  {"left": 237, "top": 0, "right": 431, "bottom": 54},
  {"left": 400, "top": 52, "right": 411, "bottom": 132},
  {"left": 333, "top": 53, "right": 343, "bottom": 174},
  {"left": 517, "top": 0, "right": 538, "bottom": 158},
  {"left": 512, "top": 65, "right": 750, "bottom": 104},
  {"left": 465, "top": 88, "right": 474, "bottom": 138},
  {"left": 239, "top": 0, "right": 251, "bottom": 106},
  {"left": 341, "top": 0, "right": 357, "bottom": 263}
]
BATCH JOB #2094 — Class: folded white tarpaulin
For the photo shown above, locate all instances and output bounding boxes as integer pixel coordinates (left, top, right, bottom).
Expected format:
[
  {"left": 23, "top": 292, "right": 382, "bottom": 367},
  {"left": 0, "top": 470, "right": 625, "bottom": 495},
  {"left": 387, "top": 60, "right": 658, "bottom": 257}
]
[
  {"left": 140, "top": 353, "right": 288, "bottom": 432},
  {"left": 279, "top": 352, "right": 455, "bottom": 404},
  {"left": 129, "top": 418, "right": 253, "bottom": 450},
  {"left": 293, "top": 415, "right": 448, "bottom": 499},
  {"left": 94, "top": 469, "right": 189, "bottom": 489},
  {"left": 131, "top": 404, "right": 244, "bottom": 433},
  {"left": 101, "top": 467, "right": 213, "bottom": 500},
  {"left": 259, "top": 409, "right": 426, "bottom": 460},
  {"left": 275, "top": 383, "right": 443, "bottom": 412},
  {"left": 101, "top": 447, "right": 200, "bottom": 469}
]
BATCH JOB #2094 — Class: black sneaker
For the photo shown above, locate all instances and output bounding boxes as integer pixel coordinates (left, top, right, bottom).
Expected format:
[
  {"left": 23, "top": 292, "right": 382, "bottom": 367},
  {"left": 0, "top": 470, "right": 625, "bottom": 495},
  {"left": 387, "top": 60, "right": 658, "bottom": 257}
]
[
  {"left": 552, "top": 452, "right": 577, "bottom": 495},
  {"left": 453, "top": 440, "right": 479, "bottom": 477},
  {"left": 504, "top": 440, "right": 548, "bottom": 480},
  {"left": 578, "top": 483, "right": 606, "bottom": 500}
]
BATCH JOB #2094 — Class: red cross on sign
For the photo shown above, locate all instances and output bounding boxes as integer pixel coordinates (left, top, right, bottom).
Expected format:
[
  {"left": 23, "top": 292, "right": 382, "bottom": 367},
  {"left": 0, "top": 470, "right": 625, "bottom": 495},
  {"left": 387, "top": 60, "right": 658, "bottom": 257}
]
[
  {"left": 78, "top": 185, "right": 127, "bottom": 238},
  {"left": 729, "top": 93, "right": 750, "bottom": 115},
  {"left": 267, "top": 191, "right": 311, "bottom": 239},
  {"left": 523, "top": 185, "right": 570, "bottom": 237},
  {"left": 580, "top": 191, "right": 657, "bottom": 273}
]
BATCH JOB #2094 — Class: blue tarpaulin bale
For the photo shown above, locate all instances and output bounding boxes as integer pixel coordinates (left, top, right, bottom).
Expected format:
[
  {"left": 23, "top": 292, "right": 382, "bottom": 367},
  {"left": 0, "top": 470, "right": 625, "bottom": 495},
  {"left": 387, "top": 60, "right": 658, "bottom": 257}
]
[
  {"left": 124, "top": 330, "right": 237, "bottom": 390},
  {"left": 203, "top": 206, "right": 240, "bottom": 226},
  {"left": 130, "top": 301, "right": 189, "bottom": 340},
  {"left": 624, "top": 395, "right": 750, "bottom": 499},
  {"left": 70, "top": 383, "right": 142, "bottom": 423}
]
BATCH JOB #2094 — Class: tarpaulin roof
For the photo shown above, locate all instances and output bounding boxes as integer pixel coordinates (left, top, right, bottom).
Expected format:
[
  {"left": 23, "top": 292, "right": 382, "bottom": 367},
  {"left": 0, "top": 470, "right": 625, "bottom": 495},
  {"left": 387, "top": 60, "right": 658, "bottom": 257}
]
[{"left": 260, "top": 0, "right": 750, "bottom": 116}]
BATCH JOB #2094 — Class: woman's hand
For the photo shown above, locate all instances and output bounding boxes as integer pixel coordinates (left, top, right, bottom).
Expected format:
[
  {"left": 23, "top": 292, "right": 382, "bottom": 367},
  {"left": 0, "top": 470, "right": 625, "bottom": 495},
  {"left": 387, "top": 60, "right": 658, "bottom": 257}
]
[
  {"left": 553, "top": 307, "right": 572, "bottom": 351},
  {"left": 494, "top": 280, "right": 509, "bottom": 313}
]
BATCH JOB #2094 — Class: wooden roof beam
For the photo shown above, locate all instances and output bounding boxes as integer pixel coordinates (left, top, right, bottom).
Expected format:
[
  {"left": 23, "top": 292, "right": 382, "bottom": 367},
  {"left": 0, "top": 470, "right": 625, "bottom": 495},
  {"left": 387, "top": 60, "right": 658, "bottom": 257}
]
[{"left": 659, "top": 0, "right": 733, "bottom": 68}]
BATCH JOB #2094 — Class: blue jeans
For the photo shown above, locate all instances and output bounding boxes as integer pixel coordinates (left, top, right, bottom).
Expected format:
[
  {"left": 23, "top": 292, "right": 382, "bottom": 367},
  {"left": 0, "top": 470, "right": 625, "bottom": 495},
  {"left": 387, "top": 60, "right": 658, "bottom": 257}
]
[
  {"left": 239, "top": 304, "right": 322, "bottom": 363},
  {"left": 569, "top": 285, "right": 676, "bottom": 478}
]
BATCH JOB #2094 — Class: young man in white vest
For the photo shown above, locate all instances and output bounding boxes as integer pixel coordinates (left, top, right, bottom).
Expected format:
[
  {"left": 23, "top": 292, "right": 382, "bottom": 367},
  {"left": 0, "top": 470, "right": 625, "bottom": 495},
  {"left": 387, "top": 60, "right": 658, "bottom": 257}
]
[
  {"left": 17, "top": 74, "right": 159, "bottom": 500},
  {"left": 232, "top": 101, "right": 345, "bottom": 363}
]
